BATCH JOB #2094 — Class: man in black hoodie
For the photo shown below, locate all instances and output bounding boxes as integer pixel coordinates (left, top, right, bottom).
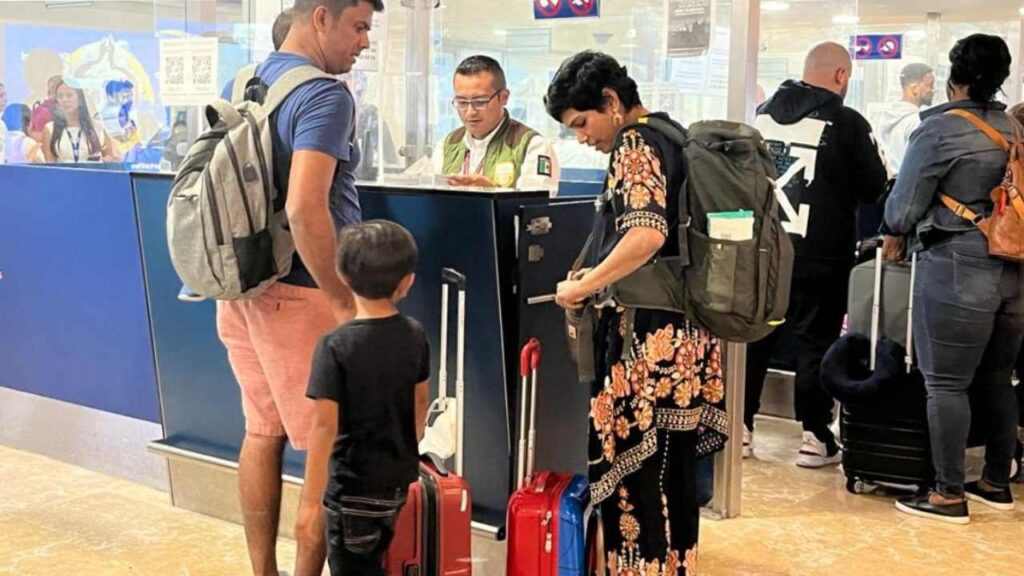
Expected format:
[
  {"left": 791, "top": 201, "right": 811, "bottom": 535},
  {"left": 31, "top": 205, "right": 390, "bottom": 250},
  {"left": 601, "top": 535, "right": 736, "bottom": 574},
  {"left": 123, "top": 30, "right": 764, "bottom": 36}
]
[{"left": 744, "top": 42, "right": 888, "bottom": 467}]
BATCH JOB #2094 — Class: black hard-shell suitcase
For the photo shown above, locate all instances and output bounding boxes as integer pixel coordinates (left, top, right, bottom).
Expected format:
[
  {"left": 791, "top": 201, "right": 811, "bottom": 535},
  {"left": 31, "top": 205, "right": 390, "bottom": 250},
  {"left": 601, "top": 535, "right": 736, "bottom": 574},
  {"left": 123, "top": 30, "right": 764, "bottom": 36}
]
[
  {"left": 841, "top": 375, "right": 934, "bottom": 494},
  {"left": 840, "top": 249, "right": 933, "bottom": 494}
]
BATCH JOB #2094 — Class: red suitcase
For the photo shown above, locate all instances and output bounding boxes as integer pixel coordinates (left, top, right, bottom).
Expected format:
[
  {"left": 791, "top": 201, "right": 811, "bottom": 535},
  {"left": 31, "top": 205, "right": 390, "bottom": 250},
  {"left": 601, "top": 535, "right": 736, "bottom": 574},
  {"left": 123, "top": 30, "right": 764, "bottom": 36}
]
[
  {"left": 386, "top": 268, "right": 473, "bottom": 575},
  {"left": 506, "top": 339, "right": 591, "bottom": 576}
]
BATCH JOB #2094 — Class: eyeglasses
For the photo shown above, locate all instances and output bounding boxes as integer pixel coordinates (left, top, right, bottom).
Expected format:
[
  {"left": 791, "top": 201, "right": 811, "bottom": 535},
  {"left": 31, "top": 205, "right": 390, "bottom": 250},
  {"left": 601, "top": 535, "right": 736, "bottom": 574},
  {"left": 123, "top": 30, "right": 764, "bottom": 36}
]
[{"left": 451, "top": 91, "right": 504, "bottom": 112}]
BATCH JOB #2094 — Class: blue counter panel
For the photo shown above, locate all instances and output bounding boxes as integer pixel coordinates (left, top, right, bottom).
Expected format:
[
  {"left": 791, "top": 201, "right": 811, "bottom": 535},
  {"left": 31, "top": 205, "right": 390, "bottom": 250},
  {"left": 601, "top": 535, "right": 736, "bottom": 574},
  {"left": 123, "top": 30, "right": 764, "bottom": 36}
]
[
  {"left": 134, "top": 170, "right": 540, "bottom": 528},
  {"left": 132, "top": 175, "right": 305, "bottom": 475},
  {"left": 360, "top": 191, "right": 512, "bottom": 528},
  {"left": 0, "top": 165, "right": 160, "bottom": 423}
]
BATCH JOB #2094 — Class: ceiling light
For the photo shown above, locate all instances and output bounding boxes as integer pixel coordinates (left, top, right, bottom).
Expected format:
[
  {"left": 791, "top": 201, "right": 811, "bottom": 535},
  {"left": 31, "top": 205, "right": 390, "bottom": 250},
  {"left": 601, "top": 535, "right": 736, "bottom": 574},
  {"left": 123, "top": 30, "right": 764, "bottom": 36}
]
[
  {"left": 493, "top": 29, "right": 509, "bottom": 37},
  {"left": 832, "top": 14, "right": 860, "bottom": 25},
  {"left": 1019, "top": 6, "right": 1024, "bottom": 17},
  {"left": 906, "top": 28, "right": 927, "bottom": 40},
  {"left": 762, "top": 1, "right": 791, "bottom": 11}
]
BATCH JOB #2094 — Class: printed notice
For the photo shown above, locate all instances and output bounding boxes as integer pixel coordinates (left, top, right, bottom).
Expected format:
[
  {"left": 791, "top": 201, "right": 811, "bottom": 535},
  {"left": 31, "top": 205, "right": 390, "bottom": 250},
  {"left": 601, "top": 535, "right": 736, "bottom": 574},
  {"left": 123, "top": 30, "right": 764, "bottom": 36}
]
[
  {"left": 159, "top": 37, "right": 219, "bottom": 106},
  {"left": 665, "top": 0, "right": 713, "bottom": 59}
]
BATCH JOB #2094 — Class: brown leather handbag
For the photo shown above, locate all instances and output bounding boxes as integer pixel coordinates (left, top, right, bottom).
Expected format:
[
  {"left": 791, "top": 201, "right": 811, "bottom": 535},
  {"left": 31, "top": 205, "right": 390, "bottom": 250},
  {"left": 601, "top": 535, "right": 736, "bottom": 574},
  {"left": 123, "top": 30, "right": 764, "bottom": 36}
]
[{"left": 939, "top": 109, "right": 1024, "bottom": 261}]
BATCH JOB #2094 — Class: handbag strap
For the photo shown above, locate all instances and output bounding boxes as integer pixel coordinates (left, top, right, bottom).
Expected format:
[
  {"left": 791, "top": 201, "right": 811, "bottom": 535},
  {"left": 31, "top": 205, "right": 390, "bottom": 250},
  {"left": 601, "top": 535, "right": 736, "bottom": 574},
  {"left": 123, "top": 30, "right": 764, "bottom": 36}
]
[
  {"left": 938, "top": 193, "right": 983, "bottom": 224},
  {"left": 945, "top": 109, "right": 1011, "bottom": 151},
  {"left": 941, "top": 110, "right": 1024, "bottom": 223}
]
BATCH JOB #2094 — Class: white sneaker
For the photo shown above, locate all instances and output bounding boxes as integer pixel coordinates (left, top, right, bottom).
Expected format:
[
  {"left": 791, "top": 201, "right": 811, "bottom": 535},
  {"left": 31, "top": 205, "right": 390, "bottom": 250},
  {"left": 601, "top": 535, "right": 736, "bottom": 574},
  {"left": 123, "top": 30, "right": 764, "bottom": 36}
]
[
  {"left": 796, "top": 431, "right": 841, "bottom": 468},
  {"left": 742, "top": 425, "right": 753, "bottom": 459}
]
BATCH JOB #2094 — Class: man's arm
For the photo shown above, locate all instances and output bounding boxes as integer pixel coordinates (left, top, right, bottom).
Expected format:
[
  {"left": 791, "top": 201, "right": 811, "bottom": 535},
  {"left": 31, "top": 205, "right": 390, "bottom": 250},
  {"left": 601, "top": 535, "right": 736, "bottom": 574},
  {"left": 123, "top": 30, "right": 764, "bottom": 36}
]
[
  {"left": 846, "top": 111, "right": 890, "bottom": 204},
  {"left": 287, "top": 150, "right": 355, "bottom": 322},
  {"left": 516, "top": 135, "right": 561, "bottom": 196}
]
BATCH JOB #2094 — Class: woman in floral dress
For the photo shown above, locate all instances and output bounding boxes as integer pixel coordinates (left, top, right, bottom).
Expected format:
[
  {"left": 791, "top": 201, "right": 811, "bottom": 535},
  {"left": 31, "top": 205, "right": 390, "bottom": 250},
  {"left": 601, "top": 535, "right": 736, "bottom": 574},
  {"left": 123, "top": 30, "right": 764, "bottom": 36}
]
[{"left": 547, "top": 51, "right": 728, "bottom": 576}]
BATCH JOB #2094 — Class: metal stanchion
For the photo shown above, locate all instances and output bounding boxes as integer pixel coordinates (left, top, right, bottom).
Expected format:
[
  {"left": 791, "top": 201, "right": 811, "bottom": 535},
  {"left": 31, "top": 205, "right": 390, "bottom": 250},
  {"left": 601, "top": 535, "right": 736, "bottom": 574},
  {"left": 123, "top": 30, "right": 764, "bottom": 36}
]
[{"left": 709, "top": 341, "right": 746, "bottom": 519}]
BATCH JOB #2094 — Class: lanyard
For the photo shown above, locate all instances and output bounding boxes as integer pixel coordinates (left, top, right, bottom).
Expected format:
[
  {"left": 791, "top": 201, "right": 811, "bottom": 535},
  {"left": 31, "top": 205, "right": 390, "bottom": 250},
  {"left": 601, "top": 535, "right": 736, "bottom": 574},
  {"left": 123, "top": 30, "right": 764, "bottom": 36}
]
[
  {"left": 67, "top": 127, "right": 83, "bottom": 163},
  {"left": 460, "top": 148, "right": 486, "bottom": 176}
]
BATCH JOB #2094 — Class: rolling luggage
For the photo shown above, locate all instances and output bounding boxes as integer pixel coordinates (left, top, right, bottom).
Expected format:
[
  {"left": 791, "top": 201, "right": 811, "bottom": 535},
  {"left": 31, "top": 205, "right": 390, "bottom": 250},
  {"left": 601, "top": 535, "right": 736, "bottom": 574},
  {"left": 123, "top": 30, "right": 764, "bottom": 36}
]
[
  {"left": 847, "top": 239, "right": 914, "bottom": 351},
  {"left": 839, "top": 249, "right": 934, "bottom": 494},
  {"left": 387, "top": 268, "right": 473, "bottom": 575},
  {"left": 507, "top": 338, "right": 590, "bottom": 576}
]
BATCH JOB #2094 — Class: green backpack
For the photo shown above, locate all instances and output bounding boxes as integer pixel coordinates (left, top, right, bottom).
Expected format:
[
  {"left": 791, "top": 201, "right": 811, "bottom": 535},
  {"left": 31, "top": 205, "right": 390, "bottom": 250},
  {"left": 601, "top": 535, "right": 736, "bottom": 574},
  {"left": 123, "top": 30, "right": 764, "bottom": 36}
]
[{"left": 606, "top": 116, "right": 793, "bottom": 343}]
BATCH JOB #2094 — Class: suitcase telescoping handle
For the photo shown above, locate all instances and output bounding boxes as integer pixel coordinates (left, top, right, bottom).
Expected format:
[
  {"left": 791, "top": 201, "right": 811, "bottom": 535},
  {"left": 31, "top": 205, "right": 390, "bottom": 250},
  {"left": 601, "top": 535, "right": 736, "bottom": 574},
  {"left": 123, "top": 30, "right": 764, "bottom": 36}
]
[
  {"left": 870, "top": 247, "right": 916, "bottom": 373},
  {"left": 515, "top": 338, "right": 542, "bottom": 490},
  {"left": 440, "top": 268, "right": 468, "bottom": 476}
]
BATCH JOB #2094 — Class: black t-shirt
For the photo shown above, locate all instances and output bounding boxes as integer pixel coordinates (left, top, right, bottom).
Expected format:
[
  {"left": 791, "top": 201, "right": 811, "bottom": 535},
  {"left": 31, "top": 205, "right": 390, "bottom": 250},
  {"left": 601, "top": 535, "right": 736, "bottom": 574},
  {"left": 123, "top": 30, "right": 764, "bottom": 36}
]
[{"left": 306, "top": 314, "right": 430, "bottom": 495}]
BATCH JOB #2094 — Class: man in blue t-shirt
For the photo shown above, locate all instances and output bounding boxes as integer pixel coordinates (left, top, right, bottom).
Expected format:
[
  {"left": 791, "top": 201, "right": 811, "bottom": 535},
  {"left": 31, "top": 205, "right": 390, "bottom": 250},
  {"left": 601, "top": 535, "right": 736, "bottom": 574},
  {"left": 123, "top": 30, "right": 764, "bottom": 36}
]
[{"left": 214, "top": 2, "right": 383, "bottom": 575}]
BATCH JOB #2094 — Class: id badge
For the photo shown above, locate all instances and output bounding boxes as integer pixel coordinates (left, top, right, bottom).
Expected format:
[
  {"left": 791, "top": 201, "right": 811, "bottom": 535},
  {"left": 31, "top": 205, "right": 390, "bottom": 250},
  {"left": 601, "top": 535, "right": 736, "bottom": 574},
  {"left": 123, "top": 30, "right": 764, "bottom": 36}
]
[{"left": 495, "top": 161, "right": 516, "bottom": 188}]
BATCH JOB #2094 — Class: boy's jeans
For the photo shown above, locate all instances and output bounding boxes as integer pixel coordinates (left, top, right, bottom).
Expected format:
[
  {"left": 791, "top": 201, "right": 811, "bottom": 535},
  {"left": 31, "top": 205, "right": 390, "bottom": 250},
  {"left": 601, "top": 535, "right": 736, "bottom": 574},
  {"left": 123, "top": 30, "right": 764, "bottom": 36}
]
[{"left": 325, "top": 488, "right": 407, "bottom": 576}]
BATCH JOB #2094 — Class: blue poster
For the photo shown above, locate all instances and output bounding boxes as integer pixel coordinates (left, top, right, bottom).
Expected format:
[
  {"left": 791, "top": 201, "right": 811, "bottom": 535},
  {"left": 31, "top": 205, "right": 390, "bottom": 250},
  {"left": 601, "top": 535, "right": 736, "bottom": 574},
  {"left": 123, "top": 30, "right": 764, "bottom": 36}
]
[
  {"left": 533, "top": 0, "right": 600, "bottom": 20},
  {"left": 850, "top": 34, "right": 903, "bottom": 61}
]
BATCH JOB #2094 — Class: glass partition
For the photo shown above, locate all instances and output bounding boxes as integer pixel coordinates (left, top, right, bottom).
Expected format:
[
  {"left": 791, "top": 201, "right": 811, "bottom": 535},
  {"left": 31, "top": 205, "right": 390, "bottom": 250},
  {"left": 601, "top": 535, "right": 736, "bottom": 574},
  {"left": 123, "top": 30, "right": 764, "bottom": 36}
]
[
  {"left": 4, "top": 0, "right": 1022, "bottom": 176},
  {"left": 758, "top": 0, "right": 1023, "bottom": 142},
  {"left": 429, "top": 0, "right": 735, "bottom": 174}
]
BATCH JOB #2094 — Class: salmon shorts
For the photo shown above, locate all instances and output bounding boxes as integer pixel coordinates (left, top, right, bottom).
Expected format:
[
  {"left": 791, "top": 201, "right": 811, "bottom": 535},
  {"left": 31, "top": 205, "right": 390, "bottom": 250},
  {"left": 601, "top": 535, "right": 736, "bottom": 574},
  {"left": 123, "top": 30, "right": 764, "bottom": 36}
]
[{"left": 217, "top": 282, "right": 336, "bottom": 450}]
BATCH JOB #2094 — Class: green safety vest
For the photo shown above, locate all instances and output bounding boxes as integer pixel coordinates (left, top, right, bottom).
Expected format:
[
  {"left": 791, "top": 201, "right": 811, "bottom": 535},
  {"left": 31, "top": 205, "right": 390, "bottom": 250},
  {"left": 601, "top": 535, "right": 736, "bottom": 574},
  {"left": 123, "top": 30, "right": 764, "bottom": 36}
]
[{"left": 442, "top": 114, "right": 539, "bottom": 188}]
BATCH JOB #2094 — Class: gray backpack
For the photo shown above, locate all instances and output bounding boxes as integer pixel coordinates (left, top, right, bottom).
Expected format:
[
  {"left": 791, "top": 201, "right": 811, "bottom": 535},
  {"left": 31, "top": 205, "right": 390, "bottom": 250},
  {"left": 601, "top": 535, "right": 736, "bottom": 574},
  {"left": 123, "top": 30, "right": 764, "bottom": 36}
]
[
  {"left": 607, "top": 117, "right": 793, "bottom": 343},
  {"left": 167, "top": 65, "right": 336, "bottom": 300}
]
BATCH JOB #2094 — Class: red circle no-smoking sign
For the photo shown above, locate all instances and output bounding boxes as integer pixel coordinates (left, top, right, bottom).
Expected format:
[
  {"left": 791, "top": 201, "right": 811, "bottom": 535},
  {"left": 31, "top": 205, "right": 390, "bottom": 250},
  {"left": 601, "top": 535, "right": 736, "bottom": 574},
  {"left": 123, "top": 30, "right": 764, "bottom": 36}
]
[
  {"left": 569, "top": 0, "right": 595, "bottom": 16},
  {"left": 535, "top": 0, "right": 562, "bottom": 17},
  {"left": 877, "top": 36, "right": 901, "bottom": 59}
]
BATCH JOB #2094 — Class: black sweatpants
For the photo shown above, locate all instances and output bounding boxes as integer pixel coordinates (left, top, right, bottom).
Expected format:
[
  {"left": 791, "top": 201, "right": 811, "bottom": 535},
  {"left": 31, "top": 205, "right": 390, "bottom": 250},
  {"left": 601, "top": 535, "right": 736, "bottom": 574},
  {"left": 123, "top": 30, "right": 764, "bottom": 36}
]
[{"left": 744, "top": 269, "right": 849, "bottom": 438}]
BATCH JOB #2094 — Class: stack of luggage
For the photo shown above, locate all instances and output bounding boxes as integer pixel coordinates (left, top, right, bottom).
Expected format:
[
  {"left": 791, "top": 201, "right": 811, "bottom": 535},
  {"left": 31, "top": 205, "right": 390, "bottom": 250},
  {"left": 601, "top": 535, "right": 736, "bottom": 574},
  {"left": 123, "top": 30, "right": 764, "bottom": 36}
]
[{"left": 823, "top": 240, "right": 934, "bottom": 494}]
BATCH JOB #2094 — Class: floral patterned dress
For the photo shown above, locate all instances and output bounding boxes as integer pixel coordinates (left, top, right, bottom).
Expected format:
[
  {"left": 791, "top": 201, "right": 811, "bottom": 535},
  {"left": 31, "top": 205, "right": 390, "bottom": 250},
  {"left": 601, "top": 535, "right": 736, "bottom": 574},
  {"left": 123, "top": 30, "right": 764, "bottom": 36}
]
[{"left": 587, "top": 117, "right": 729, "bottom": 576}]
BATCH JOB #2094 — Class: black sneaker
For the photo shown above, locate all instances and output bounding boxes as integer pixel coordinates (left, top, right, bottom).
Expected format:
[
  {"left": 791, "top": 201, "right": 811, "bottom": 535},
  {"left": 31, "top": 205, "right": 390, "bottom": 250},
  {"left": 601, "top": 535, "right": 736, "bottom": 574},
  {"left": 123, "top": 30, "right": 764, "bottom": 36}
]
[
  {"left": 895, "top": 492, "right": 970, "bottom": 525},
  {"left": 964, "top": 481, "right": 1016, "bottom": 512}
]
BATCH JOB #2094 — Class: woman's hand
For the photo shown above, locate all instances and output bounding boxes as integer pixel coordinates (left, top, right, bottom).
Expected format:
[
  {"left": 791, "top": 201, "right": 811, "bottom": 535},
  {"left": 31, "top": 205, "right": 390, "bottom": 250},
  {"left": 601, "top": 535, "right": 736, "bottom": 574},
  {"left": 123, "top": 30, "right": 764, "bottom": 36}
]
[{"left": 556, "top": 278, "right": 591, "bottom": 311}]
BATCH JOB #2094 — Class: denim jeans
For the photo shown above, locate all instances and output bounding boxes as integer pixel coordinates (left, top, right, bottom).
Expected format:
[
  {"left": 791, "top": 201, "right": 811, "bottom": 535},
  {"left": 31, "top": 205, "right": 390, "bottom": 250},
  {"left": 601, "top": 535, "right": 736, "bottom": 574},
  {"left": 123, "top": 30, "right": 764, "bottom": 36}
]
[
  {"left": 914, "top": 231, "right": 1024, "bottom": 498},
  {"left": 324, "top": 489, "right": 407, "bottom": 576}
]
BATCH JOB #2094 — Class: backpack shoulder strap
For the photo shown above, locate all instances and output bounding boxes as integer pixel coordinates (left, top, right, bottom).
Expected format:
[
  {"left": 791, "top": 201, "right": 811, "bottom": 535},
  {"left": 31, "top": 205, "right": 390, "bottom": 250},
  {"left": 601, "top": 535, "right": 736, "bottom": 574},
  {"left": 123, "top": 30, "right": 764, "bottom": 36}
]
[
  {"left": 632, "top": 116, "right": 688, "bottom": 148},
  {"left": 232, "top": 64, "right": 259, "bottom": 104},
  {"left": 206, "top": 99, "right": 244, "bottom": 129},
  {"left": 945, "top": 109, "right": 1010, "bottom": 150},
  {"left": 263, "top": 65, "right": 338, "bottom": 115}
]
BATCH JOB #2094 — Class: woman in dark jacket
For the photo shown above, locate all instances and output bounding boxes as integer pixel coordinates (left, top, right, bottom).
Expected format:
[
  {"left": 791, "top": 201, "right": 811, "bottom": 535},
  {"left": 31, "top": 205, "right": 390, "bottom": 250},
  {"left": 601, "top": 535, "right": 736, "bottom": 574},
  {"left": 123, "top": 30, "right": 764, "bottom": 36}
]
[
  {"left": 548, "top": 51, "right": 727, "bottom": 573},
  {"left": 885, "top": 34, "right": 1020, "bottom": 523}
]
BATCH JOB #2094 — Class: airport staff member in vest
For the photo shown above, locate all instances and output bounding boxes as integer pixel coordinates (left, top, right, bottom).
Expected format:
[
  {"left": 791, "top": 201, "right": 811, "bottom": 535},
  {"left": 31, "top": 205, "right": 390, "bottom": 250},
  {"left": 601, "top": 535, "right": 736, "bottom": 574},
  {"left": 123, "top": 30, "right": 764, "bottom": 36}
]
[{"left": 432, "top": 55, "right": 560, "bottom": 195}]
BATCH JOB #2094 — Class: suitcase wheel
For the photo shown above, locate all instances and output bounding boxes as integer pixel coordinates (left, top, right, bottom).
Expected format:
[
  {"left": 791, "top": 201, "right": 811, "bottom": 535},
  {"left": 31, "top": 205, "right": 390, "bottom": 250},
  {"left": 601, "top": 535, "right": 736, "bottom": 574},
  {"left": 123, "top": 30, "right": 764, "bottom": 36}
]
[{"left": 846, "top": 477, "right": 877, "bottom": 495}]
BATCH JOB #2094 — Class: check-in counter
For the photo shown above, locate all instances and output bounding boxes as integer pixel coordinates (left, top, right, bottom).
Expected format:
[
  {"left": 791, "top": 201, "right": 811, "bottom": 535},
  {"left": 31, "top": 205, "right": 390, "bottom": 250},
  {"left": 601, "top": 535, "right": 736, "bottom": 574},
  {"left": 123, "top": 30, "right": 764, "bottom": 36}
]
[
  {"left": 0, "top": 163, "right": 744, "bottom": 537},
  {"left": 135, "top": 175, "right": 596, "bottom": 533}
]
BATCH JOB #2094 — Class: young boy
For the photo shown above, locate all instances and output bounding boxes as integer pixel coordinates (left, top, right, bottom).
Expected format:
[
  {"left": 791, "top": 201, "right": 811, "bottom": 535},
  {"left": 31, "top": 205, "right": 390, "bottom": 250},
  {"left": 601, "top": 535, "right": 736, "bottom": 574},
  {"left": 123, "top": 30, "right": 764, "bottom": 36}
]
[{"left": 304, "top": 220, "right": 429, "bottom": 575}]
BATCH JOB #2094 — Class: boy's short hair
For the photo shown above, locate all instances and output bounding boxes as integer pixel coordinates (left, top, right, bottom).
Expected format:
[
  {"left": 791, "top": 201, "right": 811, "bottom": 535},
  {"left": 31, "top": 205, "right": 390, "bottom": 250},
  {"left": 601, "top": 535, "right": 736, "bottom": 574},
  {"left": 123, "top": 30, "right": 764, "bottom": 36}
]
[
  {"left": 337, "top": 220, "right": 418, "bottom": 299},
  {"left": 272, "top": 8, "right": 293, "bottom": 51}
]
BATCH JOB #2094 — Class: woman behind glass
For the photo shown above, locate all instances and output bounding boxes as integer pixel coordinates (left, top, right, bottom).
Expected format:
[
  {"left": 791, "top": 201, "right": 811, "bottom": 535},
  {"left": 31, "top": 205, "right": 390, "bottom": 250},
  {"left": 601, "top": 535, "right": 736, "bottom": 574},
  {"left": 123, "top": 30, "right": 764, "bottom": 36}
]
[
  {"left": 42, "top": 80, "right": 118, "bottom": 164},
  {"left": 885, "top": 34, "right": 1020, "bottom": 524},
  {"left": 2, "top": 104, "right": 44, "bottom": 164},
  {"left": 548, "top": 51, "right": 727, "bottom": 573}
]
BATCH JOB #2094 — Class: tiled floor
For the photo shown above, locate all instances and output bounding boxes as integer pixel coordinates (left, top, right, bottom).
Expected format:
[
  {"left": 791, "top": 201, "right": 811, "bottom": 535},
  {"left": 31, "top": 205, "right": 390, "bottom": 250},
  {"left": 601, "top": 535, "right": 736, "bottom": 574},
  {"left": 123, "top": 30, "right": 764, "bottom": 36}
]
[
  {"left": 1, "top": 417, "right": 1021, "bottom": 575},
  {"left": 701, "top": 417, "right": 1024, "bottom": 576}
]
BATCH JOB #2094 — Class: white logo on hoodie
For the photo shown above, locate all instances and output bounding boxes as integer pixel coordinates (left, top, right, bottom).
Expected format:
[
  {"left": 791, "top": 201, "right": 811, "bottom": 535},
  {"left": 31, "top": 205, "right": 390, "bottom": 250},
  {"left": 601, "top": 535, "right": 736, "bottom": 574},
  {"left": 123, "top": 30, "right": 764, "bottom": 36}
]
[{"left": 754, "top": 115, "right": 829, "bottom": 238}]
